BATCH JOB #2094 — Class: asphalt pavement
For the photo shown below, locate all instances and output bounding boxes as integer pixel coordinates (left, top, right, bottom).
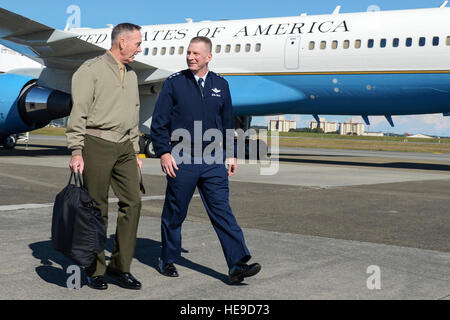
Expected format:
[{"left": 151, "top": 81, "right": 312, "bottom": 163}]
[{"left": 0, "top": 136, "right": 448, "bottom": 300}]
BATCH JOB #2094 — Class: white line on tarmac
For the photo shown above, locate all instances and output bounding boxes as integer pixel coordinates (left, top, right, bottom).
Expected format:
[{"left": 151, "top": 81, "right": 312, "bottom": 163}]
[
  {"left": 0, "top": 172, "right": 61, "bottom": 189},
  {"left": 0, "top": 203, "right": 54, "bottom": 211},
  {"left": 0, "top": 194, "right": 200, "bottom": 212}
]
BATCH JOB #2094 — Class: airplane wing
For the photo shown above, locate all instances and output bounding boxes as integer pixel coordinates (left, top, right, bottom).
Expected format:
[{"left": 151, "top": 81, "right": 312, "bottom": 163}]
[{"left": 0, "top": 7, "right": 170, "bottom": 84}]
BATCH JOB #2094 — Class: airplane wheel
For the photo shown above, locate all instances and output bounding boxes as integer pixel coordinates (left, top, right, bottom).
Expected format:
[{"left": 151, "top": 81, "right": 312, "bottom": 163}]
[
  {"left": 2, "top": 135, "right": 17, "bottom": 149},
  {"left": 145, "top": 139, "right": 157, "bottom": 158},
  {"left": 138, "top": 136, "right": 147, "bottom": 154}
]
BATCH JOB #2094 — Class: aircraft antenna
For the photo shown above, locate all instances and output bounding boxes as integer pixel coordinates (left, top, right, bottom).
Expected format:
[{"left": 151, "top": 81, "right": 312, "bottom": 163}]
[
  {"left": 385, "top": 115, "right": 395, "bottom": 127},
  {"left": 362, "top": 115, "right": 370, "bottom": 126}
]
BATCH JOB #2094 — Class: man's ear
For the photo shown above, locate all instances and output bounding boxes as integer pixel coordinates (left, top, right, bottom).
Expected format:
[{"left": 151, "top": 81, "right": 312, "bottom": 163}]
[{"left": 119, "top": 37, "right": 126, "bottom": 51}]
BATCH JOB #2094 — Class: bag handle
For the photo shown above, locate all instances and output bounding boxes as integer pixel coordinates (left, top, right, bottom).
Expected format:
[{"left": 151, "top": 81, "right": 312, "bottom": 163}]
[{"left": 68, "top": 172, "right": 84, "bottom": 188}]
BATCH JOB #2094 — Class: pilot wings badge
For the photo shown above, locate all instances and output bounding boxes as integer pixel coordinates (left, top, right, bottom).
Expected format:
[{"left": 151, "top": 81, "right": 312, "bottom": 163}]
[{"left": 211, "top": 88, "right": 222, "bottom": 97}]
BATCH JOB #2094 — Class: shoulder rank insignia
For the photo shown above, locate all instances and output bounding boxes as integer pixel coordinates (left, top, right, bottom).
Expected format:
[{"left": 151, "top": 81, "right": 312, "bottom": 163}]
[
  {"left": 168, "top": 72, "right": 181, "bottom": 80},
  {"left": 211, "top": 71, "right": 224, "bottom": 79}
]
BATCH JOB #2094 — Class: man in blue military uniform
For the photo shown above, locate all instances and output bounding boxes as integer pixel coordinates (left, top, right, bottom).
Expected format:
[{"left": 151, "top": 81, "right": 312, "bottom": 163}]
[{"left": 151, "top": 36, "right": 261, "bottom": 284}]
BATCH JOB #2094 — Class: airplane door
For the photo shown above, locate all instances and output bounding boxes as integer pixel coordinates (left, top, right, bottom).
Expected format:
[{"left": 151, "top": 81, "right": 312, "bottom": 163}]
[{"left": 285, "top": 37, "right": 300, "bottom": 69}]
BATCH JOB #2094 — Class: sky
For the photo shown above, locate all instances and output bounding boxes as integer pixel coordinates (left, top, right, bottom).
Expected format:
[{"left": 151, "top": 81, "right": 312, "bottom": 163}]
[{"left": 2, "top": 0, "right": 450, "bottom": 136}]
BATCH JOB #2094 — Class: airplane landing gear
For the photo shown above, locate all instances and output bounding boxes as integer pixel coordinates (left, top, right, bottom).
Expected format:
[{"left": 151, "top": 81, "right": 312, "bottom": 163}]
[
  {"left": 145, "top": 138, "right": 156, "bottom": 158},
  {"left": 139, "top": 135, "right": 157, "bottom": 158},
  {"left": 1, "top": 135, "right": 17, "bottom": 150}
]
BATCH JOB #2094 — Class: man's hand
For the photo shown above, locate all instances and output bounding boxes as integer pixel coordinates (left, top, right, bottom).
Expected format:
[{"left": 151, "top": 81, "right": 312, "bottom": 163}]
[
  {"left": 69, "top": 155, "right": 84, "bottom": 174},
  {"left": 226, "top": 157, "right": 238, "bottom": 177},
  {"left": 136, "top": 154, "right": 143, "bottom": 169},
  {"left": 160, "top": 153, "right": 179, "bottom": 178}
]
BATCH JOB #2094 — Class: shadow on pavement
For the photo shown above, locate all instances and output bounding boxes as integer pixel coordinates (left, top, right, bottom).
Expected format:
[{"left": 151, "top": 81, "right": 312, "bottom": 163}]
[
  {"left": 134, "top": 237, "right": 231, "bottom": 285},
  {"left": 29, "top": 240, "right": 80, "bottom": 288},
  {"left": 1, "top": 144, "right": 70, "bottom": 157},
  {"left": 278, "top": 155, "right": 450, "bottom": 171},
  {"left": 29, "top": 236, "right": 230, "bottom": 288}
]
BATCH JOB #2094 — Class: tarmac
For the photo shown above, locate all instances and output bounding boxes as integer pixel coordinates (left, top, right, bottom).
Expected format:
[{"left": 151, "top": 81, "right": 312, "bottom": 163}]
[{"left": 0, "top": 135, "right": 449, "bottom": 300}]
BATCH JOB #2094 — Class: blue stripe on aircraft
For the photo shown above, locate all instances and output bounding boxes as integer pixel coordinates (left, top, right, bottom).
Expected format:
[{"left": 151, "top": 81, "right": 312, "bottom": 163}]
[
  {"left": 225, "top": 73, "right": 450, "bottom": 116},
  {"left": 0, "top": 73, "right": 34, "bottom": 135}
]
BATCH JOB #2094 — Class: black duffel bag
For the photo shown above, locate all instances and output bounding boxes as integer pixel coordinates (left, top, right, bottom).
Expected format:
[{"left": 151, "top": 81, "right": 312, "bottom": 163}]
[{"left": 51, "top": 172, "right": 106, "bottom": 267}]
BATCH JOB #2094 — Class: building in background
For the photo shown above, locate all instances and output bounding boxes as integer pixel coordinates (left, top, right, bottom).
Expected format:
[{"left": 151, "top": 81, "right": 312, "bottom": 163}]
[
  {"left": 339, "top": 118, "right": 365, "bottom": 136},
  {"left": 268, "top": 116, "right": 296, "bottom": 132},
  {"left": 310, "top": 118, "right": 338, "bottom": 133},
  {"left": 308, "top": 118, "right": 384, "bottom": 136},
  {"left": 364, "top": 131, "right": 384, "bottom": 137},
  {"left": 408, "top": 133, "right": 433, "bottom": 139}
]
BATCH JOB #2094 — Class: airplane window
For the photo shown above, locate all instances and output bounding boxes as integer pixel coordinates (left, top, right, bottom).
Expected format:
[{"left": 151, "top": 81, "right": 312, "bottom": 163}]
[
  {"left": 406, "top": 38, "right": 412, "bottom": 47},
  {"left": 380, "top": 39, "right": 386, "bottom": 48},
  {"left": 355, "top": 40, "right": 361, "bottom": 49},
  {"left": 393, "top": 38, "right": 399, "bottom": 47},
  {"left": 433, "top": 36, "right": 439, "bottom": 46},
  {"left": 235, "top": 44, "right": 241, "bottom": 53},
  {"left": 320, "top": 41, "right": 326, "bottom": 49},
  {"left": 255, "top": 43, "right": 261, "bottom": 52},
  {"left": 343, "top": 40, "right": 349, "bottom": 49},
  {"left": 245, "top": 44, "right": 251, "bottom": 52},
  {"left": 332, "top": 40, "right": 338, "bottom": 49},
  {"left": 178, "top": 46, "right": 184, "bottom": 55},
  {"left": 447, "top": 36, "right": 450, "bottom": 46},
  {"left": 309, "top": 41, "right": 315, "bottom": 50},
  {"left": 169, "top": 47, "right": 175, "bottom": 55},
  {"left": 152, "top": 47, "right": 158, "bottom": 56},
  {"left": 225, "top": 44, "right": 231, "bottom": 53},
  {"left": 368, "top": 39, "right": 374, "bottom": 48},
  {"left": 161, "top": 47, "right": 166, "bottom": 55},
  {"left": 216, "top": 45, "right": 221, "bottom": 53},
  {"left": 144, "top": 48, "right": 149, "bottom": 56},
  {"left": 419, "top": 37, "right": 426, "bottom": 47}
]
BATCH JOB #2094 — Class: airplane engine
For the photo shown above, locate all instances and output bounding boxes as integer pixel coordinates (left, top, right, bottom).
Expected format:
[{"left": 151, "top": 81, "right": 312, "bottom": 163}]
[{"left": 0, "top": 74, "right": 72, "bottom": 146}]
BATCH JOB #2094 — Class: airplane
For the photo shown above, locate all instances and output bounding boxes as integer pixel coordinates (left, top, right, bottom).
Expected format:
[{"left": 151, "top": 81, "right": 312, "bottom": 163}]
[
  {"left": 1, "top": 3, "right": 450, "bottom": 153},
  {"left": 0, "top": 44, "right": 43, "bottom": 74}
]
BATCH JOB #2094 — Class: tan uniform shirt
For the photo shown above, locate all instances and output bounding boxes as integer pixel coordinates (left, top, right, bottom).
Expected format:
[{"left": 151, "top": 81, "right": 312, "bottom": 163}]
[
  {"left": 111, "top": 53, "right": 126, "bottom": 84},
  {"left": 66, "top": 51, "right": 141, "bottom": 155}
]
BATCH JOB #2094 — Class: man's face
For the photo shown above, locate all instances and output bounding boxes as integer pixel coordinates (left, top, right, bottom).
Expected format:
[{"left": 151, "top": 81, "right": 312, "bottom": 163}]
[
  {"left": 186, "top": 41, "right": 212, "bottom": 74},
  {"left": 119, "top": 30, "right": 142, "bottom": 64}
]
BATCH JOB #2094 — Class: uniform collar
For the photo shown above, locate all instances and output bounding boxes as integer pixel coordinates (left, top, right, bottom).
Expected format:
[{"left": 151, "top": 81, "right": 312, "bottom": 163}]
[
  {"left": 191, "top": 70, "right": 209, "bottom": 84},
  {"left": 106, "top": 50, "right": 126, "bottom": 70}
]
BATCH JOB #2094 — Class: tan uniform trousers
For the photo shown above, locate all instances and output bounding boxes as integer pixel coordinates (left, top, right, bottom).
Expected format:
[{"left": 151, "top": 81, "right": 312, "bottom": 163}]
[{"left": 82, "top": 135, "right": 141, "bottom": 277}]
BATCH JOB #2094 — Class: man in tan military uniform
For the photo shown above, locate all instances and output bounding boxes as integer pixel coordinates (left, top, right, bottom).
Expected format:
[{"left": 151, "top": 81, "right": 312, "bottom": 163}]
[{"left": 67, "top": 23, "right": 143, "bottom": 290}]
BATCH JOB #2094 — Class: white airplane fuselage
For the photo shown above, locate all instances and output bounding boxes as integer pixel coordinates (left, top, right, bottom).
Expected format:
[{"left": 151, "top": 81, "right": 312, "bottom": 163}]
[
  {"left": 68, "top": 7, "right": 450, "bottom": 121},
  {"left": 0, "top": 45, "right": 43, "bottom": 73},
  {"left": 1, "top": 6, "right": 450, "bottom": 141}
]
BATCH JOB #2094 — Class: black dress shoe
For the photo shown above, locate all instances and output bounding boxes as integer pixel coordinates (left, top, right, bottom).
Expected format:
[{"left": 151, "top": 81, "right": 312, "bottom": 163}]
[
  {"left": 87, "top": 276, "right": 108, "bottom": 290},
  {"left": 228, "top": 262, "right": 261, "bottom": 285},
  {"left": 106, "top": 268, "right": 142, "bottom": 290},
  {"left": 157, "top": 260, "right": 179, "bottom": 277}
]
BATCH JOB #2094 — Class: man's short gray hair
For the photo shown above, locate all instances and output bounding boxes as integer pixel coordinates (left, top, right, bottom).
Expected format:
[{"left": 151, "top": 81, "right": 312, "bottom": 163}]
[
  {"left": 111, "top": 23, "right": 142, "bottom": 45},
  {"left": 190, "top": 36, "right": 213, "bottom": 53}
]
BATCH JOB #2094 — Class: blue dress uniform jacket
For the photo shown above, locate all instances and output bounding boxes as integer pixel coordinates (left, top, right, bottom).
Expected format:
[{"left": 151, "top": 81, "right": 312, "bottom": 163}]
[
  {"left": 150, "top": 69, "right": 251, "bottom": 269},
  {"left": 151, "top": 69, "right": 235, "bottom": 158}
]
